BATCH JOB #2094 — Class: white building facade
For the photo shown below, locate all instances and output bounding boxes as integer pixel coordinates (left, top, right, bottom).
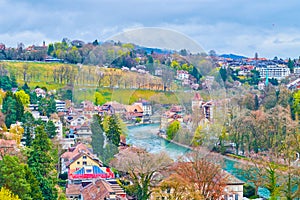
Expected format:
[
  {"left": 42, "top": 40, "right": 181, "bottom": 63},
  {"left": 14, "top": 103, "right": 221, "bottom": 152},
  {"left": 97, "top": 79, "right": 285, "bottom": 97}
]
[{"left": 257, "top": 64, "right": 290, "bottom": 80}]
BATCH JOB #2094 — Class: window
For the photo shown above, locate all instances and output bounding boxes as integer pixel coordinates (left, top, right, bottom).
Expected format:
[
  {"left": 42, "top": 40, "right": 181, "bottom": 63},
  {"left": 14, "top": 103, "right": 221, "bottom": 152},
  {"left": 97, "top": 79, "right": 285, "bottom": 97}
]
[
  {"left": 235, "top": 194, "right": 239, "bottom": 200},
  {"left": 83, "top": 161, "right": 87, "bottom": 165},
  {"left": 166, "top": 187, "right": 171, "bottom": 193},
  {"left": 77, "top": 161, "right": 80, "bottom": 165},
  {"left": 83, "top": 155, "right": 87, "bottom": 159}
]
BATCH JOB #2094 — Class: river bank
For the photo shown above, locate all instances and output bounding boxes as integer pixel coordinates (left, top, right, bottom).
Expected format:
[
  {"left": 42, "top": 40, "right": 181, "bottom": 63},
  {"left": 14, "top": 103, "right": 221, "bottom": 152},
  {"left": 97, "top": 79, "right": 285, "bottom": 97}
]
[
  {"left": 127, "top": 123, "right": 242, "bottom": 162},
  {"left": 157, "top": 132, "right": 246, "bottom": 163}
]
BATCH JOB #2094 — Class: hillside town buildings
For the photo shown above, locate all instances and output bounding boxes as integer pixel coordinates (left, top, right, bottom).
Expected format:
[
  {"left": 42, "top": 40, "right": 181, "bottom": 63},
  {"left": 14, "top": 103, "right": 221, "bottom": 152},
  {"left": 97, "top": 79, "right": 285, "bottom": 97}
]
[{"left": 257, "top": 64, "right": 290, "bottom": 80}]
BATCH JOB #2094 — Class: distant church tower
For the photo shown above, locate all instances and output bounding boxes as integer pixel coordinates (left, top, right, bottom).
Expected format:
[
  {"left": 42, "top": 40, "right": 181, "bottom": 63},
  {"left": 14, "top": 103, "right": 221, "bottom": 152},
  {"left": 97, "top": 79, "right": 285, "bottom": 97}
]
[{"left": 192, "top": 93, "right": 203, "bottom": 111}]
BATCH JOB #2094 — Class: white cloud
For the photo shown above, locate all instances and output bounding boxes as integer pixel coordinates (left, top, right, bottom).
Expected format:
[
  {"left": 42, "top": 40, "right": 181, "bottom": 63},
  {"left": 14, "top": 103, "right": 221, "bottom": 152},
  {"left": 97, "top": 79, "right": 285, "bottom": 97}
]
[
  {"left": 1, "top": 0, "right": 300, "bottom": 58},
  {"left": 0, "top": 31, "right": 52, "bottom": 47}
]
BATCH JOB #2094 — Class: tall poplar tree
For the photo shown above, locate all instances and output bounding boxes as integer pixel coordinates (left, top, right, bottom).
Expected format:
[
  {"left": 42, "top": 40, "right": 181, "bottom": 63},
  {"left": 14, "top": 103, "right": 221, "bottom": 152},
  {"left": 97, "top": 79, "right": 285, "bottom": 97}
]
[
  {"left": 106, "top": 114, "right": 122, "bottom": 146},
  {"left": 21, "top": 112, "right": 35, "bottom": 146},
  {"left": 91, "top": 115, "right": 105, "bottom": 158},
  {"left": 27, "top": 126, "right": 58, "bottom": 200}
]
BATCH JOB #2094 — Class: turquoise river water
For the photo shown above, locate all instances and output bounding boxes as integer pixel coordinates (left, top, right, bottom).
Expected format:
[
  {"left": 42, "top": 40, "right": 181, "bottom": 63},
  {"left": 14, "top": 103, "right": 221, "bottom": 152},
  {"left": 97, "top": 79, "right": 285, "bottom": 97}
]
[{"left": 127, "top": 123, "right": 245, "bottom": 181}]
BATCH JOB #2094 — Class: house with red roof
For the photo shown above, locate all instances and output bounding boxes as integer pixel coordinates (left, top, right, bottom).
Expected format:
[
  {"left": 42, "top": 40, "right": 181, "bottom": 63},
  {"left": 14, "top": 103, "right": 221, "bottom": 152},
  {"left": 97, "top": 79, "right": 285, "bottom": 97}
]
[
  {"left": 99, "top": 101, "right": 126, "bottom": 116},
  {"left": 0, "top": 139, "right": 18, "bottom": 159},
  {"left": 60, "top": 142, "right": 100, "bottom": 174},
  {"left": 176, "top": 70, "right": 189, "bottom": 80},
  {"left": 124, "top": 104, "right": 143, "bottom": 122},
  {"left": 66, "top": 179, "right": 127, "bottom": 200},
  {"left": 191, "top": 93, "right": 213, "bottom": 122}
]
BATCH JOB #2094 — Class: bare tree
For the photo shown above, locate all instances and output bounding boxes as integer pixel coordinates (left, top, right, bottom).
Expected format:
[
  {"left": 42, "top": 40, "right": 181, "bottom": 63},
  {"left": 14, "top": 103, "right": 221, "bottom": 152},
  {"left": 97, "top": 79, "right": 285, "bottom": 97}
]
[
  {"left": 111, "top": 149, "right": 172, "bottom": 200},
  {"left": 156, "top": 151, "right": 228, "bottom": 200},
  {"left": 161, "top": 65, "right": 174, "bottom": 92},
  {"left": 22, "top": 63, "right": 29, "bottom": 82}
]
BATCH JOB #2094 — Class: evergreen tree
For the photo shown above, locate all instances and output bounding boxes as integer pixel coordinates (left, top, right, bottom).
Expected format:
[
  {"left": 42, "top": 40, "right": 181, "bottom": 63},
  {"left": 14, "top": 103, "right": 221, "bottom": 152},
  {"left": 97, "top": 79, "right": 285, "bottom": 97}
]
[
  {"left": 3, "top": 96, "right": 17, "bottom": 128},
  {"left": 24, "top": 165, "right": 44, "bottom": 200},
  {"left": 61, "top": 89, "right": 72, "bottom": 100},
  {"left": 219, "top": 67, "right": 227, "bottom": 82},
  {"left": 15, "top": 94, "right": 24, "bottom": 121},
  {"left": 102, "top": 141, "right": 119, "bottom": 165},
  {"left": 22, "top": 112, "right": 35, "bottom": 146},
  {"left": 47, "top": 44, "right": 55, "bottom": 55},
  {"left": 30, "top": 91, "right": 38, "bottom": 104},
  {"left": 254, "top": 94, "right": 259, "bottom": 110},
  {"left": 45, "top": 120, "right": 56, "bottom": 138},
  {"left": 91, "top": 115, "right": 104, "bottom": 158},
  {"left": 0, "top": 76, "right": 12, "bottom": 91},
  {"left": 2, "top": 90, "right": 13, "bottom": 109},
  {"left": 106, "top": 114, "right": 122, "bottom": 146},
  {"left": 10, "top": 73, "right": 18, "bottom": 88},
  {"left": 27, "top": 126, "right": 58, "bottom": 200},
  {"left": 191, "top": 66, "right": 202, "bottom": 83},
  {"left": 2, "top": 91, "right": 25, "bottom": 126},
  {"left": 0, "top": 155, "right": 31, "bottom": 200},
  {"left": 38, "top": 97, "right": 48, "bottom": 116},
  {"left": 35, "top": 118, "right": 46, "bottom": 126},
  {"left": 92, "top": 39, "right": 99, "bottom": 46},
  {"left": 287, "top": 58, "right": 294, "bottom": 73},
  {"left": 249, "top": 70, "right": 261, "bottom": 85},
  {"left": 148, "top": 55, "right": 153, "bottom": 63},
  {"left": 46, "top": 97, "right": 57, "bottom": 117},
  {"left": 22, "top": 83, "right": 31, "bottom": 94}
]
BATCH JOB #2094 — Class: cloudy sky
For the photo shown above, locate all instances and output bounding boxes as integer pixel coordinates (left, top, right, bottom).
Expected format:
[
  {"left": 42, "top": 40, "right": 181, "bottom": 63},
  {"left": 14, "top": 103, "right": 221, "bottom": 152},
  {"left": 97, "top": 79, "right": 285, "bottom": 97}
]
[{"left": 1, "top": 0, "right": 300, "bottom": 58}]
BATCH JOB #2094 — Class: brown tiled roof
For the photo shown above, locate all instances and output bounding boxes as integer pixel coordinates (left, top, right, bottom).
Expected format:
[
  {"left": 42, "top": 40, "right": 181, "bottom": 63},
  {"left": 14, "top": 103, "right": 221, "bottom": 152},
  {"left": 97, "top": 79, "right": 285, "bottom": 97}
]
[
  {"left": 224, "top": 171, "right": 244, "bottom": 185},
  {"left": 67, "top": 152, "right": 101, "bottom": 167},
  {"left": 61, "top": 142, "right": 93, "bottom": 160},
  {"left": 57, "top": 112, "right": 65, "bottom": 117},
  {"left": 0, "top": 139, "right": 17, "bottom": 147},
  {"left": 104, "top": 101, "right": 125, "bottom": 110},
  {"left": 81, "top": 179, "right": 113, "bottom": 200},
  {"left": 0, "top": 139, "right": 18, "bottom": 159},
  {"left": 193, "top": 93, "right": 202, "bottom": 101},
  {"left": 66, "top": 184, "right": 81, "bottom": 195},
  {"left": 125, "top": 105, "right": 143, "bottom": 113},
  {"left": 60, "top": 151, "right": 73, "bottom": 159}
]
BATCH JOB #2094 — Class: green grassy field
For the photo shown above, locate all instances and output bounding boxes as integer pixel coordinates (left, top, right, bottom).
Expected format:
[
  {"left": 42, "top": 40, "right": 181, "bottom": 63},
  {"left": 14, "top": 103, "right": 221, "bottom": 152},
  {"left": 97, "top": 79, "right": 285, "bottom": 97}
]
[
  {"left": 2, "top": 61, "right": 75, "bottom": 90},
  {"left": 2, "top": 61, "right": 196, "bottom": 105},
  {"left": 73, "top": 87, "right": 183, "bottom": 105}
]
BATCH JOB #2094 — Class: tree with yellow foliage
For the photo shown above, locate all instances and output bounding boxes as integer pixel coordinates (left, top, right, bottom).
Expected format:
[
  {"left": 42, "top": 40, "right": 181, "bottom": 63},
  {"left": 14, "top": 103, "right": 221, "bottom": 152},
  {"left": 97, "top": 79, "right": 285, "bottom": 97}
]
[
  {"left": 15, "top": 90, "right": 30, "bottom": 106},
  {"left": 0, "top": 187, "right": 20, "bottom": 200},
  {"left": 9, "top": 123, "right": 24, "bottom": 145}
]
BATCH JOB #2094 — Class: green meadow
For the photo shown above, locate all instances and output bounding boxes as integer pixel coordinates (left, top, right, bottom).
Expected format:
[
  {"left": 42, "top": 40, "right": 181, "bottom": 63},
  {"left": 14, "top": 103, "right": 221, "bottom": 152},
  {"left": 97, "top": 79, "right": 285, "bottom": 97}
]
[{"left": 2, "top": 61, "right": 189, "bottom": 105}]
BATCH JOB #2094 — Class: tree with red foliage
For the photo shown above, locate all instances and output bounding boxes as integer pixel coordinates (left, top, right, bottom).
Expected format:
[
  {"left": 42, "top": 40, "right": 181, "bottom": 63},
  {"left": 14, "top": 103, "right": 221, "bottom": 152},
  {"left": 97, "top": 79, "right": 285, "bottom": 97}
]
[{"left": 157, "top": 151, "right": 228, "bottom": 199}]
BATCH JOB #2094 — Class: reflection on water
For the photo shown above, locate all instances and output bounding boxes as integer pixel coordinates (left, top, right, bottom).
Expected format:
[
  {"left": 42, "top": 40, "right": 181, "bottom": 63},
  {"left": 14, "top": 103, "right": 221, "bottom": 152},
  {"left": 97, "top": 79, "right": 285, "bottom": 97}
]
[
  {"left": 127, "top": 124, "right": 273, "bottom": 197},
  {"left": 127, "top": 124, "right": 245, "bottom": 180},
  {"left": 127, "top": 123, "right": 190, "bottom": 160},
  {"left": 224, "top": 158, "right": 246, "bottom": 181}
]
